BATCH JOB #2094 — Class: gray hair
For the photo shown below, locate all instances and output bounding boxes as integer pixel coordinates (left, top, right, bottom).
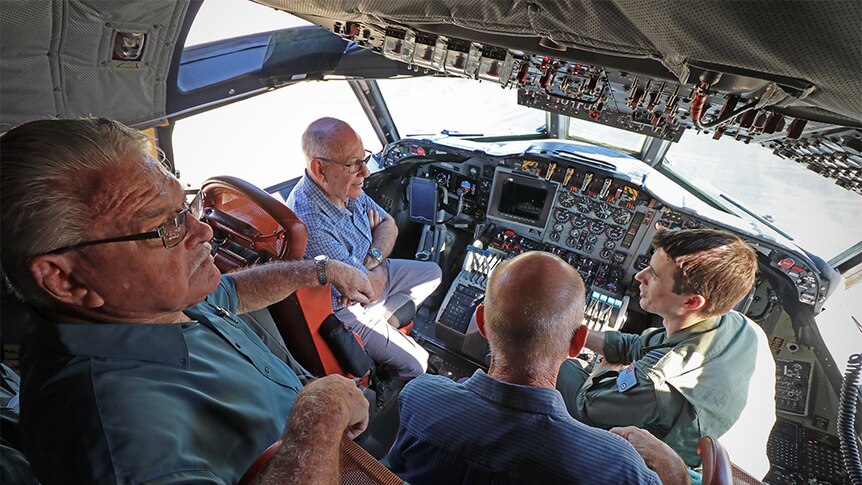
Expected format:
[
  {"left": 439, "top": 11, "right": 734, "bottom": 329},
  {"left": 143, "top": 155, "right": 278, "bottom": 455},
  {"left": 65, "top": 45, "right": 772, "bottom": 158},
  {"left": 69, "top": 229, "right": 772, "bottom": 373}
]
[
  {"left": 0, "top": 118, "right": 150, "bottom": 303},
  {"left": 300, "top": 117, "right": 354, "bottom": 165}
]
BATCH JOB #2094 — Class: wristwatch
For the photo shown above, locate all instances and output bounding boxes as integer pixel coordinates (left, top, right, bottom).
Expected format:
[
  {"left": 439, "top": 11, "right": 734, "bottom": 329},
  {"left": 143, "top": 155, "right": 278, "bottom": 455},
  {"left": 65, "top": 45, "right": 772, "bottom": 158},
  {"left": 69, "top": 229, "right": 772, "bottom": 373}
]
[
  {"left": 368, "top": 247, "right": 383, "bottom": 264},
  {"left": 313, "top": 254, "right": 328, "bottom": 285}
]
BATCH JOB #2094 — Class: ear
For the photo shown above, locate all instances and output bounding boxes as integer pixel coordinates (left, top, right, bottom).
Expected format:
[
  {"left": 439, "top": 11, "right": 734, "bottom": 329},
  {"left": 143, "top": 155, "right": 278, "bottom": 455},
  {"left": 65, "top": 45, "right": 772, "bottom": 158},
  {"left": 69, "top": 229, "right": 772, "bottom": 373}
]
[
  {"left": 27, "top": 255, "right": 105, "bottom": 309},
  {"left": 309, "top": 158, "right": 327, "bottom": 182},
  {"left": 475, "top": 304, "right": 486, "bottom": 338},
  {"left": 568, "top": 325, "right": 589, "bottom": 358},
  {"left": 682, "top": 294, "right": 707, "bottom": 313}
]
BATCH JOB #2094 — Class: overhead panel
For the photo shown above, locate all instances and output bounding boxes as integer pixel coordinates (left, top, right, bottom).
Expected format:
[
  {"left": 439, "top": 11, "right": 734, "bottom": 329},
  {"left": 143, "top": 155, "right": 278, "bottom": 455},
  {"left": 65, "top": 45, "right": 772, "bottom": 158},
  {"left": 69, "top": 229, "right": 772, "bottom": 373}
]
[{"left": 261, "top": 0, "right": 862, "bottom": 195}]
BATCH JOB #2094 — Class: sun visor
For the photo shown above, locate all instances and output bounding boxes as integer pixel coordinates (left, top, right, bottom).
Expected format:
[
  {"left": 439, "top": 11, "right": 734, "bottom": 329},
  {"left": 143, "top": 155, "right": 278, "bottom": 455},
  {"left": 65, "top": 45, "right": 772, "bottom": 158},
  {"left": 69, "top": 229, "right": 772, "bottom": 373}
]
[{"left": 260, "top": 27, "right": 349, "bottom": 81}]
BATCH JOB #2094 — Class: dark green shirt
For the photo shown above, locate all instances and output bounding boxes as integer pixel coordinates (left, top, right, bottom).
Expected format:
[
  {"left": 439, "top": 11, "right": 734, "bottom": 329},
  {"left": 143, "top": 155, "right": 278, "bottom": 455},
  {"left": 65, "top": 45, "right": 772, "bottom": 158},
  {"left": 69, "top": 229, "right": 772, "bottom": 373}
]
[
  {"left": 575, "top": 311, "right": 769, "bottom": 467},
  {"left": 20, "top": 276, "right": 303, "bottom": 484}
]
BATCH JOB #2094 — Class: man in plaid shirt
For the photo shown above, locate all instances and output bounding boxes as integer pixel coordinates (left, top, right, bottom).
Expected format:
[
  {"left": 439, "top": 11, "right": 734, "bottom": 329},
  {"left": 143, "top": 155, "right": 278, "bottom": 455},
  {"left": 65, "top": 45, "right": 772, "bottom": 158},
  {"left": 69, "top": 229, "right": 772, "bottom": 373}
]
[{"left": 287, "top": 118, "right": 441, "bottom": 378}]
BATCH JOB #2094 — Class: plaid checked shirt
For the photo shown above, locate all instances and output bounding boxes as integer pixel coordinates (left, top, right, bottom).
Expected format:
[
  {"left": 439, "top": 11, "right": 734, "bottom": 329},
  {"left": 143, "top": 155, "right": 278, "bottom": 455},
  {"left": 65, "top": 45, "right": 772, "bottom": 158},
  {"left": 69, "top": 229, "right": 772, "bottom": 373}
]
[{"left": 286, "top": 172, "right": 387, "bottom": 309}]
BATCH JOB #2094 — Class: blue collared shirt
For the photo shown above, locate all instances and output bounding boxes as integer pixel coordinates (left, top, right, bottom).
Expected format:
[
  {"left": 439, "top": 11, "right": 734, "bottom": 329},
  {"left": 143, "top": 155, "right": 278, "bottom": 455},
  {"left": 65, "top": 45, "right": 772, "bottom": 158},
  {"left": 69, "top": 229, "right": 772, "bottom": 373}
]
[
  {"left": 387, "top": 370, "right": 661, "bottom": 484},
  {"left": 20, "top": 276, "right": 302, "bottom": 485},
  {"left": 286, "top": 172, "right": 386, "bottom": 309}
]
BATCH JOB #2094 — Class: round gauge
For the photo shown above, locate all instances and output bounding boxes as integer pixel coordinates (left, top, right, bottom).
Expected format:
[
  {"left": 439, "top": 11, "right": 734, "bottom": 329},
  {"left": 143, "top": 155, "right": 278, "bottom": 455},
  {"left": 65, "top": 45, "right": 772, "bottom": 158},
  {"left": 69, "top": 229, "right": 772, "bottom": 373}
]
[
  {"left": 557, "top": 191, "right": 576, "bottom": 208},
  {"left": 468, "top": 166, "right": 479, "bottom": 178},
  {"left": 569, "top": 229, "right": 580, "bottom": 238},
  {"left": 576, "top": 199, "right": 592, "bottom": 214},
  {"left": 587, "top": 234, "right": 598, "bottom": 244},
  {"left": 572, "top": 216, "right": 588, "bottom": 229},
  {"left": 600, "top": 249, "right": 613, "bottom": 260},
  {"left": 566, "top": 237, "right": 578, "bottom": 247},
  {"left": 435, "top": 172, "right": 449, "bottom": 186},
  {"left": 604, "top": 240, "right": 616, "bottom": 250},
  {"left": 683, "top": 219, "right": 700, "bottom": 229},
  {"left": 611, "top": 207, "right": 632, "bottom": 225},
  {"left": 588, "top": 219, "right": 606, "bottom": 234},
  {"left": 606, "top": 225, "right": 625, "bottom": 241},
  {"left": 583, "top": 243, "right": 594, "bottom": 252},
  {"left": 554, "top": 208, "right": 572, "bottom": 223},
  {"left": 593, "top": 201, "right": 611, "bottom": 219},
  {"left": 550, "top": 231, "right": 560, "bottom": 242},
  {"left": 480, "top": 180, "right": 492, "bottom": 192},
  {"left": 553, "top": 223, "right": 564, "bottom": 232}
]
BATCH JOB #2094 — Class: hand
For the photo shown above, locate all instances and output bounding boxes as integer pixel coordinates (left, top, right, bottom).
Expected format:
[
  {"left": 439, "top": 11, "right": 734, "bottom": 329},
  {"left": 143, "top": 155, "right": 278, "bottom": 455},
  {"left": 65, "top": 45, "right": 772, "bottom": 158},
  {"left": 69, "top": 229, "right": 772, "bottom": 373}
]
[
  {"left": 610, "top": 426, "right": 691, "bottom": 485},
  {"left": 307, "top": 375, "right": 370, "bottom": 439},
  {"left": 328, "top": 260, "right": 373, "bottom": 306},
  {"left": 367, "top": 209, "right": 382, "bottom": 230}
]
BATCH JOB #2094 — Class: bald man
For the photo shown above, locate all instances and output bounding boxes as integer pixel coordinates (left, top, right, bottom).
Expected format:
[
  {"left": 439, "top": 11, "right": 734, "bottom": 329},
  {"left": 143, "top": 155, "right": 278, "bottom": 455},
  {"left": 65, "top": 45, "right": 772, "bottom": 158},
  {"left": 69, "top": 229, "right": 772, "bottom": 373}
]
[
  {"left": 286, "top": 117, "right": 441, "bottom": 378},
  {"left": 386, "top": 252, "right": 667, "bottom": 484}
]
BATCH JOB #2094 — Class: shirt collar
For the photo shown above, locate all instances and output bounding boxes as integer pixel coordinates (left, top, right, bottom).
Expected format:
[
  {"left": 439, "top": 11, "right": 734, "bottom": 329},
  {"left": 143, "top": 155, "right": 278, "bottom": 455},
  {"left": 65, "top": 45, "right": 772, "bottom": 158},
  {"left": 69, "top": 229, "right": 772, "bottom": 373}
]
[
  {"left": 463, "top": 369, "right": 570, "bottom": 417},
  {"left": 28, "top": 308, "right": 190, "bottom": 367},
  {"left": 663, "top": 315, "right": 721, "bottom": 345},
  {"left": 298, "top": 171, "right": 354, "bottom": 218}
]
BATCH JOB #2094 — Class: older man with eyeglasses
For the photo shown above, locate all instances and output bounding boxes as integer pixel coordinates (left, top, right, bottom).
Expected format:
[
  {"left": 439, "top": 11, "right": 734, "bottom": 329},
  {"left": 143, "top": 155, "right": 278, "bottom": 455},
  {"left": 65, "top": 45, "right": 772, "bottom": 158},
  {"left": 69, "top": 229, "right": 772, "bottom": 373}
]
[
  {"left": 0, "top": 118, "right": 374, "bottom": 484},
  {"left": 287, "top": 117, "right": 442, "bottom": 379}
]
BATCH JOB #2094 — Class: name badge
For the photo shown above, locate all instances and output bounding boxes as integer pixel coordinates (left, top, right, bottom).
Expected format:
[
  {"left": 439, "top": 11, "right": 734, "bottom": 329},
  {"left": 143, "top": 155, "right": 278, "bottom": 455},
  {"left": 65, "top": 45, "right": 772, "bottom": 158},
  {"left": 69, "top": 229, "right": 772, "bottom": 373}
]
[{"left": 616, "top": 362, "right": 639, "bottom": 393}]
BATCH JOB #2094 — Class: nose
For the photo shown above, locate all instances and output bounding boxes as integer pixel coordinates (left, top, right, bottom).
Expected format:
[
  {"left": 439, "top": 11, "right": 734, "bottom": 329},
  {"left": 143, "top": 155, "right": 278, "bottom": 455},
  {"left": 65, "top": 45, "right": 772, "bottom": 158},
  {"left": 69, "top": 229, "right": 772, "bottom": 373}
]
[
  {"left": 358, "top": 161, "right": 371, "bottom": 178},
  {"left": 186, "top": 214, "right": 214, "bottom": 246},
  {"left": 634, "top": 268, "right": 647, "bottom": 285}
]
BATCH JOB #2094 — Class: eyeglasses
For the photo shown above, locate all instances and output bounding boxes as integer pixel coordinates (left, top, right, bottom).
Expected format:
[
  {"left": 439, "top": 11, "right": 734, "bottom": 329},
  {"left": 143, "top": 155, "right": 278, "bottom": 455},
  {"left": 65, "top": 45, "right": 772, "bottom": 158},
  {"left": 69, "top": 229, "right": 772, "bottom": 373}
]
[
  {"left": 316, "top": 150, "right": 373, "bottom": 174},
  {"left": 43, "top": 191, "right": 204, "bottom": 255}
]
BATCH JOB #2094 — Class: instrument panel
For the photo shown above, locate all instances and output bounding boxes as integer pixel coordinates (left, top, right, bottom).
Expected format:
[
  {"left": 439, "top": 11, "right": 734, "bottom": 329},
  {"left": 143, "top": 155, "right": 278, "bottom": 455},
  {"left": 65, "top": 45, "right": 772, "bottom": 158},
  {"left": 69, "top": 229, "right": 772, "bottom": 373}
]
[{"left": 383, "top": 137, "right": 830, "bottom": 311}]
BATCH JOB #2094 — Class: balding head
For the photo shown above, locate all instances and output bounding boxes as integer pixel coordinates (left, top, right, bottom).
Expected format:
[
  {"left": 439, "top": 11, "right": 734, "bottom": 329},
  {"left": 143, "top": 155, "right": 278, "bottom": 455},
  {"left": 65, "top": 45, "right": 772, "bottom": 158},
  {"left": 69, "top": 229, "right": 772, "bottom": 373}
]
[
  {"left": 301, "top": 117, "right": 361, "bottom": 168},
  {"left": 483, "top": 251, "right": 586, "bottom": 374}
]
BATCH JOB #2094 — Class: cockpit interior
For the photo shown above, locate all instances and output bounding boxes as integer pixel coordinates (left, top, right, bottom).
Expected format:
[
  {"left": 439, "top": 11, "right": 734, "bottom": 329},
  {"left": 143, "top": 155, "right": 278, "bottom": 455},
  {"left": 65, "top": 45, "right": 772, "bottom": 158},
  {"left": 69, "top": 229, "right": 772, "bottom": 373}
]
[{"left": 1, "top": 1, "right": 860, "bottom": 484}]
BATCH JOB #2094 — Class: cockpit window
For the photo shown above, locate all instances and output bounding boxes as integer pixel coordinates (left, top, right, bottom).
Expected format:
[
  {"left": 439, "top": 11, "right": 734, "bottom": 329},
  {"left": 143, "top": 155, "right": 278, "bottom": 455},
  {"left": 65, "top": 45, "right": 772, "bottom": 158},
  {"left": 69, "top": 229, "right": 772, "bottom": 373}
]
[
  {"left": 663, "top": 133, "right": 862, "bottom": 261},
  {"left": 184, "top": 0, "right": 307, "bottom": 47},
  {"left": 377, "top": 77, "right": 546, "bottom": 138},
  {"left": 567, "top": 118, "right": 646, "bottom": 154},
  {"left": 172, "top": 81, "right": 381, "bottom": 190}
]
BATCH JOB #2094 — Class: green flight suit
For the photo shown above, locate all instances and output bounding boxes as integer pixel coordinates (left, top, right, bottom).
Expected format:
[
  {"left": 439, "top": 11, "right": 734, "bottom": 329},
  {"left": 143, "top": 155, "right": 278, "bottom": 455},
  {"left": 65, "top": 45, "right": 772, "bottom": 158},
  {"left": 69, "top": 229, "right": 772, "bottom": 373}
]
[{"left": 557, "top": 311, "right": 767, "bottom": 467}]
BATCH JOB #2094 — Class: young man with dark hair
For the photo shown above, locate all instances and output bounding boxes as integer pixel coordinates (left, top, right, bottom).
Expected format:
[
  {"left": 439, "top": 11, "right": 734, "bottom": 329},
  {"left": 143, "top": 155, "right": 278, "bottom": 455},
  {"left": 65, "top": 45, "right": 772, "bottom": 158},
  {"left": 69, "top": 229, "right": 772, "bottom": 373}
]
[{"left": 557, "top": 228, "right": 776, "bottom": 476}]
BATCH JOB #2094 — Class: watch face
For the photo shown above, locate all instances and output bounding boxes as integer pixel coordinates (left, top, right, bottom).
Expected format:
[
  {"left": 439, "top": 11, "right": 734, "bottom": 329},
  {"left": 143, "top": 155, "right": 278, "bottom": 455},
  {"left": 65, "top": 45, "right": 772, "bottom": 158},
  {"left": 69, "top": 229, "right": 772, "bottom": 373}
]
[{"left": 370, "top": 248, "right": 382, "bottom": 260}]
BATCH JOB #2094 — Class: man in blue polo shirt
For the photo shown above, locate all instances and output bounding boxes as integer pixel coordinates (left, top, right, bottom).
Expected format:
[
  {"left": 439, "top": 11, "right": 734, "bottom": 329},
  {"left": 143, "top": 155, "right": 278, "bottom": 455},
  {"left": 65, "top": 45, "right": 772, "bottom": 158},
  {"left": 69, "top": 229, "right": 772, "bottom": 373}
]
[
  {"left": 0, "top": 118, "right": 374, "bottom": 484},
  {"left": 387, "top": 252, "right": 677, "bottom": 484},
  {"left": 287, "top": 117, "right": 441, "bottom": 378}
]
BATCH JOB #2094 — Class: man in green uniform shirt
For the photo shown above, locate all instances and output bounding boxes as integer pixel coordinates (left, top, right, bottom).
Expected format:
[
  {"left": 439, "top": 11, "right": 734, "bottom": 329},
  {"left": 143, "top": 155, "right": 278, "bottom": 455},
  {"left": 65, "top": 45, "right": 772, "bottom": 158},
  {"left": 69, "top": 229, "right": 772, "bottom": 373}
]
[{"left": 557, "top": 228, "right": 776, "bottom": 477}]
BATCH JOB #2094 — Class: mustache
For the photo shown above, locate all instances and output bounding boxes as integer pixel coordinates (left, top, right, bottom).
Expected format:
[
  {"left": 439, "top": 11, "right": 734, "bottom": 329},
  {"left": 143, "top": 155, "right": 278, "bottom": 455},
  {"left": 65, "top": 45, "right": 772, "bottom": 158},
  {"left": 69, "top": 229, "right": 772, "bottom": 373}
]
[{"left": 191, "top": 244, "right": 213, "bottom": 272}]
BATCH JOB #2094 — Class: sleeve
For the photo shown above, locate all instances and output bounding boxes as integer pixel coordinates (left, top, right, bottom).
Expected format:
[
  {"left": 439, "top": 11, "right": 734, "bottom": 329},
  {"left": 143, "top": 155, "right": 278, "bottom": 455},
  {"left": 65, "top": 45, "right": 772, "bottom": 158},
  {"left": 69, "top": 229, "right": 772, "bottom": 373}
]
[
  {"left": 602, "top": 331, "right": 646, "bottom": 364},
  {"left": 205, "top": 275, "right": 239, "bottom": 313},
  {"left": 384, "top": 384, "right": 413, "bottom": 475},
  {"left": 575, "top": 362, "right": 683, "bottom": 440},
  {"left": 359, "top": 192, "right": 387, "bottom": 218}
]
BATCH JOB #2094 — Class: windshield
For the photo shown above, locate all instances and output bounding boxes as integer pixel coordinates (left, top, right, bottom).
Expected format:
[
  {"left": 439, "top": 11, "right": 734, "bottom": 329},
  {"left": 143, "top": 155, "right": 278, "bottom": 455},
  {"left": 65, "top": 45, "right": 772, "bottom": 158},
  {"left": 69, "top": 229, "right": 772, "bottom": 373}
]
[
  {"left": 663, "top": 132, "right": 862, "bottom": 261},
  {"left": 377, "top": 77, "right": 546, "bottom": 138}
]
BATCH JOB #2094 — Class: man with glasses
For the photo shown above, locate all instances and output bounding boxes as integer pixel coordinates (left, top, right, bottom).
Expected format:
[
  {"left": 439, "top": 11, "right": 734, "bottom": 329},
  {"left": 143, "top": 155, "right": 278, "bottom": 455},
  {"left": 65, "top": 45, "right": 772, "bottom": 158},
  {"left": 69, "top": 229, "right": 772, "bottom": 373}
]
[
  {"left": 0, "top": 118, "right": 374, "bottom": 484},
  {"left": 287, "top": 117, "right": 442, "bottom": 379}
]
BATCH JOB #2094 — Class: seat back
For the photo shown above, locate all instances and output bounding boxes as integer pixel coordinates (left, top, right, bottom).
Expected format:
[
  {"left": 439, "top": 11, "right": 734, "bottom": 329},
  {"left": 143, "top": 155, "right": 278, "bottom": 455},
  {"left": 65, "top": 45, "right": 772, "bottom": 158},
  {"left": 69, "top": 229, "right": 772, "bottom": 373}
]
[
  {"left": 238, "top": 437, "right": 402, "bottom": 485},
  {"left": 201, "top": 175, "right": 353, "bottom": 377},
  {"left": 697, "top": 436, "right": 734, "bottom": 485}
]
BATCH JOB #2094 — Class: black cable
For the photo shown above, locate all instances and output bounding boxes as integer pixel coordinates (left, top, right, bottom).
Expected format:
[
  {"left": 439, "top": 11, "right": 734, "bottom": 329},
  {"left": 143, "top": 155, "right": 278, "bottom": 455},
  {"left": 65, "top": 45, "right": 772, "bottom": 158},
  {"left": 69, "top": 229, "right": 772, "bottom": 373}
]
[
  {"left": 695, "top": 99, "right": 759, "bottom": 130},
  {"left": 838, "top": 353, "right": 862, "bottom": 485},
  {"left": 439, "top": 191, "right": 465, "bottom": 225}
]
